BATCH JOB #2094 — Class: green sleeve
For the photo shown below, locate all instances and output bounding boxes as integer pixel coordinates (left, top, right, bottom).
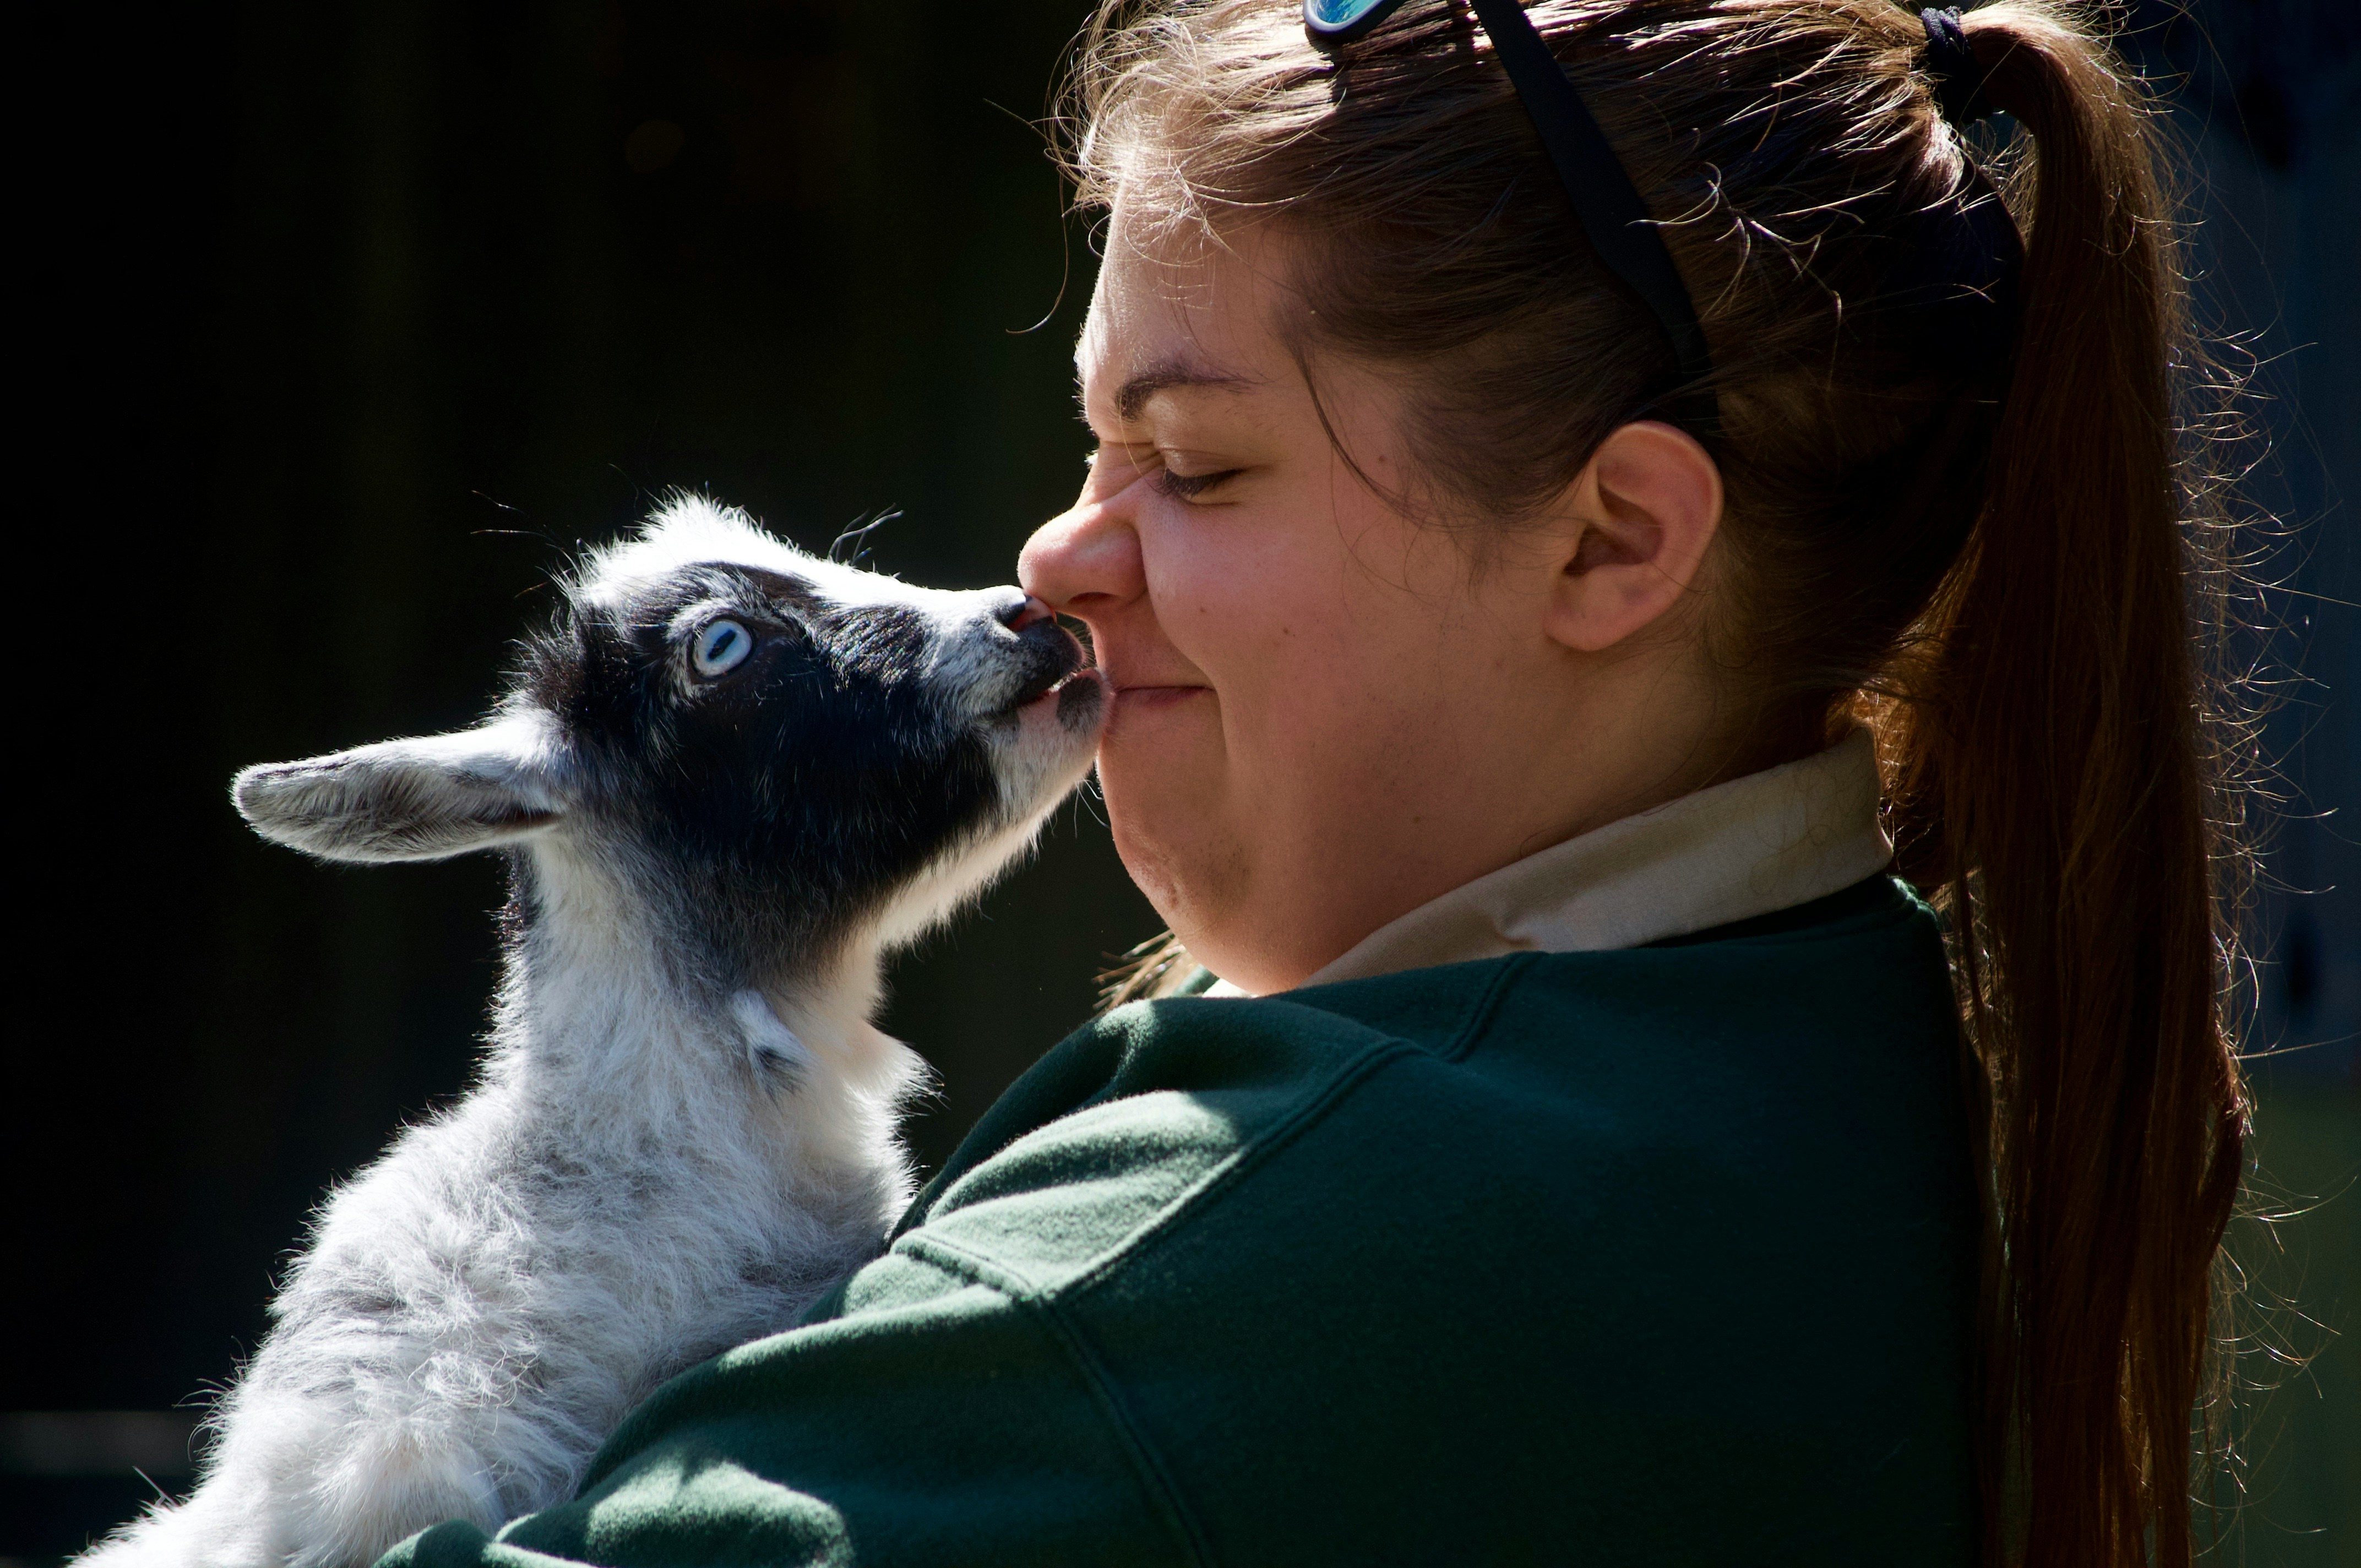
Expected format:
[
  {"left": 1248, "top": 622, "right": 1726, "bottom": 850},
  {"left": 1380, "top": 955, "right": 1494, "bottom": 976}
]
[
  {"left": 380, "top": 999, "right": 1344, "bottom": 1568},
  {"left": 386, "top": 1243, "right": 1199, "bottom": 1568}
]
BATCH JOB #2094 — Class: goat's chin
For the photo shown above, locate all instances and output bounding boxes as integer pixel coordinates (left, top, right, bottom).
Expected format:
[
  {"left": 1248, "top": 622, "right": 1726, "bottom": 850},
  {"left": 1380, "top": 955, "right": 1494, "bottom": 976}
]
[
  {"left": 997, "top": 699, "right": 1105, "bottom": 839},
  {"left": 1000, "top": 668, "right": 1107, "bottom": 795},
  {"left": 867, "top": 712, "right": 1102, "bottom": 955}
]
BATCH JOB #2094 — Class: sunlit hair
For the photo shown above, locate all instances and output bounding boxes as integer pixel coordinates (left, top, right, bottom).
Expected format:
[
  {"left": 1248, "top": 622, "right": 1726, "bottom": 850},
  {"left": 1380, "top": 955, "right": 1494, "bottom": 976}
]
[{"left": 1070, "top": 3, "right": 2257, "bottom": 1562}]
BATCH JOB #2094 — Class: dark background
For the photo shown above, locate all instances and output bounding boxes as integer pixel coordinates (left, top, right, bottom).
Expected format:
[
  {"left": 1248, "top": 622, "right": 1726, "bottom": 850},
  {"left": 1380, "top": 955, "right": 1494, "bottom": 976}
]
[{"left": 5, "top": 0, "right": 2354, "bottom": 1560}]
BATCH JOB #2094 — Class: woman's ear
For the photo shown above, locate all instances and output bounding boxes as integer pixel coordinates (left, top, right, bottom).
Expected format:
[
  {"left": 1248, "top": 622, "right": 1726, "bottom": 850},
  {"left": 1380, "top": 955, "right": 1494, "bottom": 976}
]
[{"left": 1543, "top": 421, "right": 1724, "bottom": 654}]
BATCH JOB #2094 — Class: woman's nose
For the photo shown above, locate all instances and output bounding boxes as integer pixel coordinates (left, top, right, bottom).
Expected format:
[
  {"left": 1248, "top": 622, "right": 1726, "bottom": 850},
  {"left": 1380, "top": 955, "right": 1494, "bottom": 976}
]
[{"left": 1019, "top": 489, "right": 1146, "bottom": 618}]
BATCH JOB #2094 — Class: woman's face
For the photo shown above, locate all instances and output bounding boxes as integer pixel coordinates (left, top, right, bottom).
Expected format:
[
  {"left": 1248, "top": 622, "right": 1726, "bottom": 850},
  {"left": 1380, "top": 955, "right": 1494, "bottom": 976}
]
[{"left": 1020, "top": 218, "right": 1724, "bottom": 994}]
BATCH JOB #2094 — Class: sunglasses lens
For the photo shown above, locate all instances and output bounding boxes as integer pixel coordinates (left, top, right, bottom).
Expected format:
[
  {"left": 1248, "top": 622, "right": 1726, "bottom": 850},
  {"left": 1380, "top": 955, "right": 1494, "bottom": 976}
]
[{"left": 1304, "top": 0, "right": 1396, "bottom": 37}]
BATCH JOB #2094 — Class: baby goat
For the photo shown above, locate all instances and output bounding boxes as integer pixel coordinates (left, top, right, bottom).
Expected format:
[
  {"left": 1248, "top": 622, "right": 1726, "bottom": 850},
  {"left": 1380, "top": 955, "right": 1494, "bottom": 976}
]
[{"left": 81, "top": 497, "right": 1106, "bottom": 1568}]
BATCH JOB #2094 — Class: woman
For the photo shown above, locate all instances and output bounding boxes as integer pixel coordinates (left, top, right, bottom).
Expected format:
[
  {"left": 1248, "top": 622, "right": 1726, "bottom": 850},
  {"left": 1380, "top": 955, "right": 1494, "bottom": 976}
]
[{"left": 390, "top": 1, "right": 2246, "bottom": 1564}]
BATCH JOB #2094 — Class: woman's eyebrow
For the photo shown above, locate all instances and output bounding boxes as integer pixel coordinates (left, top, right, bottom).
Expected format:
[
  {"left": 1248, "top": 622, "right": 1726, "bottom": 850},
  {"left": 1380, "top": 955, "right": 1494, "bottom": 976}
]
[{"left": 1112, "top": 358, "right": 1259, "bottom": 422}]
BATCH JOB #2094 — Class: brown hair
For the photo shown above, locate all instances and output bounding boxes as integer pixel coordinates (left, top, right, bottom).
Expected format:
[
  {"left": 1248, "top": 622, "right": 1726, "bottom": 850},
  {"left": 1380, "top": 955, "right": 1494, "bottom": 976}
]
[{"left": 1069, "top": 2, "right": 2253, "bottom": 1562}]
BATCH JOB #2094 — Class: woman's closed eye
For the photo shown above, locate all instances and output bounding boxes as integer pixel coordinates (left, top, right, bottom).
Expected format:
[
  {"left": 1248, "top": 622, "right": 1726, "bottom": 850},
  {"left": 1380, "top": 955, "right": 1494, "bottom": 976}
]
[
  {"left": 1082, "top": 440, "right": 1244, "bottom": 502},
  {"left": 1154, "top": 465, "right": 1242, "bottom": 502}
]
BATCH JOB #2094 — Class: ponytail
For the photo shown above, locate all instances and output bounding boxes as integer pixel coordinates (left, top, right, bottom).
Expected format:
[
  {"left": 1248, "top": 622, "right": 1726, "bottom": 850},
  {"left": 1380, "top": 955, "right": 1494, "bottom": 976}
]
[{"left": 1884, "top": 8, "right": 2248, "bottom": 1564}]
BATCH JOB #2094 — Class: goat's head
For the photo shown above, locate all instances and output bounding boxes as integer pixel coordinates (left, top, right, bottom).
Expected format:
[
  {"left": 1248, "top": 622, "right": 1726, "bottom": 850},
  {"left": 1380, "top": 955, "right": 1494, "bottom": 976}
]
[{"left": 232, "top": 497, "right": 1106, "bottom": 989}]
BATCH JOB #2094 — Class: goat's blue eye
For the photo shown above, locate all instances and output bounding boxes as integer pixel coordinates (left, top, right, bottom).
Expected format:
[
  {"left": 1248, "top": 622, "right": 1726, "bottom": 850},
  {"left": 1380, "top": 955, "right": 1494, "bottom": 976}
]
[{"left": 692, "top": 618, "right": 753, "bottom": 678}]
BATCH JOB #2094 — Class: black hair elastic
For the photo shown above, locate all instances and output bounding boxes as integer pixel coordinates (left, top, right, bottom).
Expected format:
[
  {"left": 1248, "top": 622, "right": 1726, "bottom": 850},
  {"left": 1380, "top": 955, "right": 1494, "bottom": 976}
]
[
  {"left": 1919, "top": 8, "right": 1998, "bottom": 126},
  {"left": 1896, "top": 7, "right": 2022, "bottom": 361}
]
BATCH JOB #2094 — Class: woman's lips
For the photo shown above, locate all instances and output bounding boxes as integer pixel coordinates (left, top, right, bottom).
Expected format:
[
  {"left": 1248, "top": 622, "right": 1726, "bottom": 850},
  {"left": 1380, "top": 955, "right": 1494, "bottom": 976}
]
[{"left": 1113, "top": 684, "right": 1210, "bottom": 710}]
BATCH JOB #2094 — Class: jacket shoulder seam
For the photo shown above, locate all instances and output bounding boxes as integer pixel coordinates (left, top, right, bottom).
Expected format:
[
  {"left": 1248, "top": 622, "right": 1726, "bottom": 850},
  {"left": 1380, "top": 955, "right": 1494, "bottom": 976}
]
[
  {"left": 1439, "top": 951, "right": 1533, "bottom": 1063},
  {"left": 1058, "top": 1035, "right": 1420, "bottom": 1299},
  {"left": 891, "top": 1230, "right": 1216, "bottom": 1567}
]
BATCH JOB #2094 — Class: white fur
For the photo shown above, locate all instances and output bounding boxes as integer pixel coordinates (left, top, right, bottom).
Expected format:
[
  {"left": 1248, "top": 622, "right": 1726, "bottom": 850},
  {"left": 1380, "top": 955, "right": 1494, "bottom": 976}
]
[{"left": 80, "top": 500, "right": 1102, "bottom": 1568}]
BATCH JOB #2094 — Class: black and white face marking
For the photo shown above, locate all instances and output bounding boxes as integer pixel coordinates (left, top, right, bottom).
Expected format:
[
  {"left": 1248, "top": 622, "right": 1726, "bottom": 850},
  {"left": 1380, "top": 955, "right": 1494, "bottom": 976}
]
[{"left": 232, "top": 498, "right": 1107, "bottom": 984}]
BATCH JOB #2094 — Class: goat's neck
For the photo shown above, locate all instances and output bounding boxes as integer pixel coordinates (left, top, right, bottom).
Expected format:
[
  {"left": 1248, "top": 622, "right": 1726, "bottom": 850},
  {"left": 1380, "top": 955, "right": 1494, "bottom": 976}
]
[{"left": 481, "top": 856, "right": 901, "bottom": 1167}]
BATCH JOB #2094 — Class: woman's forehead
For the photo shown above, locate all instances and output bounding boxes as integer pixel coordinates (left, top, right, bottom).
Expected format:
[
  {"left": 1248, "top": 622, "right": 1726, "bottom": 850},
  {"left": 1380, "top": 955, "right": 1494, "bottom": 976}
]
[{"left": 1077, "top": 220, "right": 1288, "bottom": 418}]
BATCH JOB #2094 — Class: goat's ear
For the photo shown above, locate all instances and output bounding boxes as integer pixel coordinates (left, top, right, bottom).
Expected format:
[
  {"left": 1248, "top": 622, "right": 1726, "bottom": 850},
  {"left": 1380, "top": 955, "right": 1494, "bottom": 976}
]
[{"left": 232, "top": 717, "right": 564, "bottom": 864}]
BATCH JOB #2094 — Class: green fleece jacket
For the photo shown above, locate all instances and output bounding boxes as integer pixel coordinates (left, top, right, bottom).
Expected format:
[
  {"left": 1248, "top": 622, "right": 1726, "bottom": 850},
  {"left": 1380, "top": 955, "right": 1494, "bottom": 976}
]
[{"left": 388, "top": 875, "right": 1978, "bottom": 1567}]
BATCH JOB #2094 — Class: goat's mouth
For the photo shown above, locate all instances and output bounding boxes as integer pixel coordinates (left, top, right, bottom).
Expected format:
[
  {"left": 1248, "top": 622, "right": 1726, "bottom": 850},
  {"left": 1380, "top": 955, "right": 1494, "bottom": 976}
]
[
  {"left": 991, "top": 620, "right": 1095, "bottom": 718},
  {"left": 999, "top": 664, "right": 1097, "bottom": 717}
]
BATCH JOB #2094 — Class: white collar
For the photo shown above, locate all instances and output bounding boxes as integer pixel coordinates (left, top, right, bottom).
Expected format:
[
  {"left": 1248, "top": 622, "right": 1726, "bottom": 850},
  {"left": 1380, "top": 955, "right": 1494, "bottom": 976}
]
[{"left": 1206, "top": 729, "right": 1891, "bottom": 997}]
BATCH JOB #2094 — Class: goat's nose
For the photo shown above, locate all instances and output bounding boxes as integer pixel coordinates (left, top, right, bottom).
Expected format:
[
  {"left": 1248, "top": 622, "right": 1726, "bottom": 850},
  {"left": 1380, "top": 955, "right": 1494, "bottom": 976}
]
[{"left": 998, "top": 594, "right": 1054, "bottom": 633}]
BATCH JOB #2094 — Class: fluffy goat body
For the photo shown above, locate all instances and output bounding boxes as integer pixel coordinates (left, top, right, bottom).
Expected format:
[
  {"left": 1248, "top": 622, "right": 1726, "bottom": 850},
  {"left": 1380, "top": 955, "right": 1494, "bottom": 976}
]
[{"left": 81, "top": 499, "right": 1104, "bottom": 1566}]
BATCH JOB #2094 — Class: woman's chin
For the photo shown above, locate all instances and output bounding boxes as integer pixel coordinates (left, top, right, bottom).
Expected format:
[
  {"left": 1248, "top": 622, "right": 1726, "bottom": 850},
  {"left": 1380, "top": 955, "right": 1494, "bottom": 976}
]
[
  {"left": 1102, "top": 683, "right": 1215, "bottom": 756},
  {"left": 1097, "top": 698, "right": 1232, "bottom": 872},
  {"left": 1101, "top": 691, "right": 1216, "bottom": 777}
]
